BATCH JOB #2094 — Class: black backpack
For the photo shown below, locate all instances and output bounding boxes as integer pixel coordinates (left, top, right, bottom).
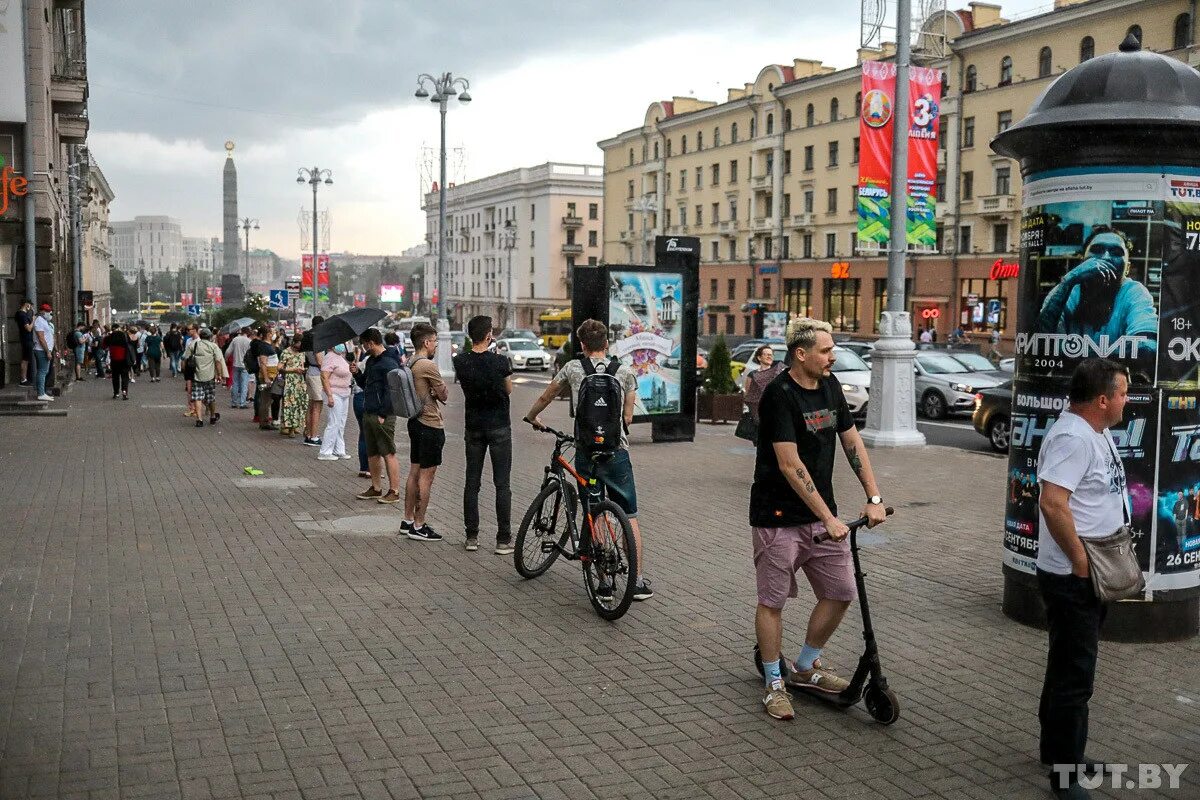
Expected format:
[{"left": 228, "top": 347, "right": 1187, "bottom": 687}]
[{"left": 574, "top": 356, "right": 624, "bottom": 458}]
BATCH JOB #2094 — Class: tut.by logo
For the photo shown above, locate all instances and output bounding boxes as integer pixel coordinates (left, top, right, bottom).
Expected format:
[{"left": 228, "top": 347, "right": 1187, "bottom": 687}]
[
  {"left": 1052, "top": 763, "right": 1188, "bottom": 791},
  {"left": 0, "top": 155, "right": 30, "bottom": 217}
]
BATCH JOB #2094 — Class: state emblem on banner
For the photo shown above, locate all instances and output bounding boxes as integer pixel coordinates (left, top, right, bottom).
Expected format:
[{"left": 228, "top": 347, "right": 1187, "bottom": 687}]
[{"left": 862, "top": 89, "right": 892, "bottom": 128}]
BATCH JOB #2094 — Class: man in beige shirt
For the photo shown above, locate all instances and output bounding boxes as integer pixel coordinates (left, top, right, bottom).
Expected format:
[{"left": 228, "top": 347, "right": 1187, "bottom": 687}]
[{"left": 401, "top": 323, "right": 449, "bottom": 542}]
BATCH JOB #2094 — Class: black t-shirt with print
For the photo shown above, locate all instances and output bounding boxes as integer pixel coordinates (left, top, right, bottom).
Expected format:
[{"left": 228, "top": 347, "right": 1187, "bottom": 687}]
[
  {"left": 749, "top": 371, "right": 854, "bottom": 527},
  {"left": 453, "top": 350, "right": 513, "bottom": 431}
]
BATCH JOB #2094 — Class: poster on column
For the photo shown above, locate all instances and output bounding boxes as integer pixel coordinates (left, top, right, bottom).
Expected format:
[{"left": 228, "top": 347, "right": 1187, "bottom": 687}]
[
  {"left": 1158, "top": 181, "right": 1200, "bottom": 389},
  {"left": 301, "top": 254, "right": 331, "bottom": 303},
  {"left": 1113, "top": 389, "right": 1159, "bottom": 572},
  {"left": 608, "top": 271, "right": 683, "bottom": 416},
  {"left": 855, "top": 61, "right": 942, "bottom": 254},
  {"left": 1015, "top": 170, "right": 1164, "bottom": 385},
  {"left": 1155, "top": 392, "right": 1200, "bottom": 582}
]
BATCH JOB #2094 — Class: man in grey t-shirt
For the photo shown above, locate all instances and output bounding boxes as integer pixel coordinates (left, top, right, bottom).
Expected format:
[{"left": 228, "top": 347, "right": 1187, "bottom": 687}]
[
  {"left": 526, "top": 319, "right": 652, "bottom": 601},
  {"left": 1035, "top": 358, "right": 1129, "bottom": 800}
]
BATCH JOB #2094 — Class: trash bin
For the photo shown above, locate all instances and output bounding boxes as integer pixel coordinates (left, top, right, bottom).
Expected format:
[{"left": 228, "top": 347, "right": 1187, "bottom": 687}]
[{"left": 992, "top": 34, "right": 1200, "bottom": 642}]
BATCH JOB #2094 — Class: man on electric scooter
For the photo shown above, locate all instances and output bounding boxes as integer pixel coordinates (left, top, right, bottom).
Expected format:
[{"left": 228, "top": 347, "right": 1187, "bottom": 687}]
[{"left": 751, "top": 317, "right": 888, "bottom": 720}]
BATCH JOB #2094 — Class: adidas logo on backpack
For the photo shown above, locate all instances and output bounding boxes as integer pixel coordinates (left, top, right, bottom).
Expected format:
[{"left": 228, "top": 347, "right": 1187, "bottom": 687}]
[{"left": 575, "top": 355, "right": 623, "bottom": 457}]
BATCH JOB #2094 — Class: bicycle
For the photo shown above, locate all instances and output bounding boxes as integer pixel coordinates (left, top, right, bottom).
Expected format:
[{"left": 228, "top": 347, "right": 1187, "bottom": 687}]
[{"left": 515, "top": 418, "right": 638, "bottom": 620}]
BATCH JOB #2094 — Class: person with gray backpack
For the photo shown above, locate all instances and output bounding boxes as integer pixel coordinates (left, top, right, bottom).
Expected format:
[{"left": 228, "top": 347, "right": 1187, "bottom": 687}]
[
  {"left": 394, "top": 323, "right": 448, "bottom": 542},
  {"left": 526, "top": 318, "right": 653, "bottom": 600}
]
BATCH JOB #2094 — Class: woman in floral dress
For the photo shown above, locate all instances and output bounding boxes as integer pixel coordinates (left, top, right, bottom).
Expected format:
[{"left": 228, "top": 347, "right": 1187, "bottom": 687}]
[{"left": 278, "top": 338, "right": 309, "bottom": 436}]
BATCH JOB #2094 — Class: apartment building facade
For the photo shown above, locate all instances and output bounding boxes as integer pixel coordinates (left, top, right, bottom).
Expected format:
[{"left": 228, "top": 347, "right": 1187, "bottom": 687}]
[
  {"left": 599, "top": 0, "right": 1193, "bottom": 342},
  {"left": 421, "top": 162, "right": 603, "bottom": 329},
  {"left": 111, "top": 215, "right": 184, "bottom": 282},
  {"left": 82, "top": 154, "right": 114, "bottom": 323}
]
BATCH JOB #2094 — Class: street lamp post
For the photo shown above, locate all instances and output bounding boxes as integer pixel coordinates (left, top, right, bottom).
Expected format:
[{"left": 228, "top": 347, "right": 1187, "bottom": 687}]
[
  {"left": 239, "top": 216, "right": 260, "bottom": 288},
  {"left": 296, "top": 167, "right": 333, "bottom": 321},
  {"left": 415, "top": 71, "right": 471, "bottom": 378},
  {"left": 501, "top": 219, "right": 516, "bottom": 330}
]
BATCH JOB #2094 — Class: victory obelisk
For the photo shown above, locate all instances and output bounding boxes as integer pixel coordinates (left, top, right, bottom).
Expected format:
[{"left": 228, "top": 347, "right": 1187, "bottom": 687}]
[{"left": 222, "top": 141, "right": 244, "bottom": 304}]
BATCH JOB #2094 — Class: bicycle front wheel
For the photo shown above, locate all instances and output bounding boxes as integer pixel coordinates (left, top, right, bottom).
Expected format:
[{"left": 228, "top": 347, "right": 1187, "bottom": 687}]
[
  {"left": 582, "top": 499, "right": 637, "bottom": 621},
  {"left": 514, "top": 481, "right": 575, "bottom": 579}
]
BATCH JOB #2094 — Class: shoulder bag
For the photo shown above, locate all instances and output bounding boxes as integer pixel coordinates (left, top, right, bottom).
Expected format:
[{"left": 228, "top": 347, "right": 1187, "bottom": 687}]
[{"left": 1080, "top": 436, "right": 1145, "bottom": 603}]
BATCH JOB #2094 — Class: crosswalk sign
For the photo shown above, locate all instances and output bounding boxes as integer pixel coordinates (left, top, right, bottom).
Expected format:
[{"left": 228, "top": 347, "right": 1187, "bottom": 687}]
[
  {"left": 186, "top": 304, "right": 202, "bottom": 315},
  {"left": 268, "top": 289, "right": 289, "bottom": 309}
]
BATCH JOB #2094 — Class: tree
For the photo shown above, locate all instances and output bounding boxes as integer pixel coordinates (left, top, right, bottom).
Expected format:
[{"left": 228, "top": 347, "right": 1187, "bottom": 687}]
[
  {"left": 109, "top": 266, "right": 137, "bottom": 311},
  {"left": 209, "top": 294, "right": 270, "bottom": 332},
  {"left": 702, "top": 334, "right": 737, "bottom": 394}
]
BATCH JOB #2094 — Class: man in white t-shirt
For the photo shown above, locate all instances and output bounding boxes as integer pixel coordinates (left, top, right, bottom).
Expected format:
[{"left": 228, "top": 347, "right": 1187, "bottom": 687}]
[{"left": 1035, "top": 358, "right": 1129, "bottom": 800}]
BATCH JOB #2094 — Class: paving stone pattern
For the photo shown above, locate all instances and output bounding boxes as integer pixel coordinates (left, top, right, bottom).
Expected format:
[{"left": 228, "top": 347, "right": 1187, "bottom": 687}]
[{"left": 0, "top": 375, "right": 1197, "bottom": 800}]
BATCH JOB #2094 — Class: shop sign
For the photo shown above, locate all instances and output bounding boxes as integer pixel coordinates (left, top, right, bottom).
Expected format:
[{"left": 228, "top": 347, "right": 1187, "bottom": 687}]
[
  {"left": 989, "top": 258, "right": 1020, "bottom": 280},
  {"left": 830, "top": 261, "right": 851, "bottom": 279}
]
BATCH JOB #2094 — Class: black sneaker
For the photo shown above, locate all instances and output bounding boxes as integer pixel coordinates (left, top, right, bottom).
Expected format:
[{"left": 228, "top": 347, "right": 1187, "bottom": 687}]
[
  {"left": 210, "top": 413, "right": 220, "bottom": 425},
  {"left": 18, "top": 380, "right": 30, "bottom": 387},
  {"left": 632, "top": 579, "right": 654, "bottom": 601},
  {"left": 399, "top": 520, "right": 415, "bottom": 536},
  {"left": 303, "top": 437, "right": 321, "bottom": 447},
  {"left": 194, "top": 420, "right": 204, "bottom": 428},
  {"left": 408, "top": 524, "right": 443, "bottom": 542}
]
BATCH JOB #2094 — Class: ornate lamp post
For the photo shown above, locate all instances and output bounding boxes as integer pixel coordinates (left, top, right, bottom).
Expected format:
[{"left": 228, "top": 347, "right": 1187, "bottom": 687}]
[
  {"left": 501, "top": 219, "right": 516, "bottom": 329},
  {"left": 296, "top": 167, "right": 332, "bottom": 320},
  {"left": 239, "top": 216, "right": 259, "bottom": 287}
]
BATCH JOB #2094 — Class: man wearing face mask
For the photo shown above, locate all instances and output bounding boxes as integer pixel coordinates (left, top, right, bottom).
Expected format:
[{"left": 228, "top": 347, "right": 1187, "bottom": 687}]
[
  {"left": 32, "top": 303, "right": 56, "bottom": 401},
  {"left": 1037, "top": 229, "right": 1158, "bottom": 352},
  {"left": 317, "top": 343, "right": 353, "bottom": 461}
]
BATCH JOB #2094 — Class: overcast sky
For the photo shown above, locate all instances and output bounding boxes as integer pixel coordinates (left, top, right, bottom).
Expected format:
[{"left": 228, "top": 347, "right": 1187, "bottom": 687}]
[{"left": 88, "top": 0, "right": 1053, "bottom": 260}]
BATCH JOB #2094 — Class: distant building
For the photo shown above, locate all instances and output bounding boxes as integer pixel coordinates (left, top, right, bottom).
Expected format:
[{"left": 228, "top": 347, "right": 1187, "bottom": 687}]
[{"left": 111, "top": 216, "right": 183, "bottom": 282}]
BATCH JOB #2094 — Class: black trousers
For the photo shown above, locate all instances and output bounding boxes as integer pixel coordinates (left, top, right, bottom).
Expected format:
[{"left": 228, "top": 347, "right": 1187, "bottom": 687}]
[
  {"left": 1038, "top": 569, "right": 1106, "bottom": 775},
  {"left": 110, "top": 362, "right": 130, "bottom": 396},
  {"left": 463, "top": 426, "right": 512, "bottom": 542}
]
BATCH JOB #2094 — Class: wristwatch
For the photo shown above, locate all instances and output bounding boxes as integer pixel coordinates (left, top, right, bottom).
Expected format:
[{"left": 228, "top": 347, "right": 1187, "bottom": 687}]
[{"left": 868, "top": 495, "right": 883, "bottom": 505}]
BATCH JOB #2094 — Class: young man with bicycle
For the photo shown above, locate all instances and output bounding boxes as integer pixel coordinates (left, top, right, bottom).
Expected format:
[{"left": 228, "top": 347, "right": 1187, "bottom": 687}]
[
  {"left": 526, "top": 318, "right": 653, "bottom": 601},
  {"left": 753, "top": 317, "right": 887, "bottom": 720}
]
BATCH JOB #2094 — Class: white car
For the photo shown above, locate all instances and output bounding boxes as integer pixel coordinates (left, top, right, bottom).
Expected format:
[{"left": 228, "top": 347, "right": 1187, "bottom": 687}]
[
  {"left": 496, "top": 338, "right": 549, "bottom": 371},
  {"left": 831, "top": 346, "right": 871, "bottom": 417}
]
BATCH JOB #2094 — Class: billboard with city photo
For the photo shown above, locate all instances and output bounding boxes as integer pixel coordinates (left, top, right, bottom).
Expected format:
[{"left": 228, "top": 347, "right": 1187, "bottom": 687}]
[
  {"left": 379, "top": 284, "right": 405, "bottom": 303},
  {"left": 609, "top": 270, "right": 684, "bottom": 416}
]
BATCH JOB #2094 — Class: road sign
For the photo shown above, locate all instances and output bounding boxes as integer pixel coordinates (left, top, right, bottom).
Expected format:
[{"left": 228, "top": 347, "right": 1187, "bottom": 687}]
[
  {"left": 285, "top": 279, "right": 301, "bottom": 298},
  {"left": 186, "top": 304, "right": 202, "bottom": 315},
  {"left": 268, "top": 289, "right": 289, "bottom": 309}
]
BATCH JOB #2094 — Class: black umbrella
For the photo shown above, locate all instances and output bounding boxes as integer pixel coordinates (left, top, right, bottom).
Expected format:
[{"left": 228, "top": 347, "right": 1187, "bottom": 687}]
[{"left": 309, "top": 307, "right": 387, "bottom": 352}]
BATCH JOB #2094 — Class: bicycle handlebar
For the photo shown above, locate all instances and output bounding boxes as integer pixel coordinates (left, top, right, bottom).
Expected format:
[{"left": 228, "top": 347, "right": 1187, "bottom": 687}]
[
  {"left": 813, "top": 506, "right": 894, "bottom": 543},
  {"left": 523, "top": 417, "right": 574, "bottom": 442}
]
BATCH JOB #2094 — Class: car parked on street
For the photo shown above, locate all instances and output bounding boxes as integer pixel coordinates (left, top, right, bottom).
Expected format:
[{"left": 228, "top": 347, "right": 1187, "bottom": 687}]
[
  {"left": 914, "top": 351, "right": 1007, "bottom": 419},
  {"left": 496, "top": 337, "right": 549, "bottom": 371},
  {"left": 836, "top": 340, "right": 875, "bottom": 365},
  {"left": 947, "top": 350, "right": 1009, "bottom": 381},
  {"left": 972, "top": 380, "right": 1013, "bottom": 453}
]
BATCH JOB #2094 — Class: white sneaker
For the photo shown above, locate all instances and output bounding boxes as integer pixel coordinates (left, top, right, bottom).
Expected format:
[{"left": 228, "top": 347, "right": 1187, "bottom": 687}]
[
  {"left": 316, "top": 453, "right": 339, "bottom": 461},
  {"left": 36, "top": 394, "right": 53, "bottom": 401}
]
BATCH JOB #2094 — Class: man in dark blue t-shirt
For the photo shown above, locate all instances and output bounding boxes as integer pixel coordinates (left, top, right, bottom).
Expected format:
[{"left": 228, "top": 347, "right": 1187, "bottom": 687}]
[
  {"left": 453, "top": 315, "right": 514, "bottom": 554},
  {"left": 751, "top": 318, "right": 889, "bottom": 721}
]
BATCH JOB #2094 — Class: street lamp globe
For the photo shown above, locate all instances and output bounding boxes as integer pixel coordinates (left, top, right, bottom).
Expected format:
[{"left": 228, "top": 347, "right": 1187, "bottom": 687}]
[
  {"left": 414, "top": 86, "right": 429, "bottom": 99},
  {"left": 296, "top": 176, "right": 304, "bottom": 184},
  {"left": 324, "top": 177, "right": 333, "bottom": 185},
  {"left": 459, "top": 91, "right": 471, "bottom": 103}
]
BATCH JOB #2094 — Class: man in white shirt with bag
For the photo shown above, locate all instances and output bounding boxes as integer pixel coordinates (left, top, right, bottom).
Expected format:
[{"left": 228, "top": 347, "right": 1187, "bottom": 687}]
[{"left": 1035, "top": 357, "right": 1130, "bottom": 800}]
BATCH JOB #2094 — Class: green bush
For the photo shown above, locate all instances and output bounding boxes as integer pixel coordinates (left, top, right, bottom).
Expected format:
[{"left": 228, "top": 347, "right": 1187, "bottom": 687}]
[{"left": 703, "top": 334, "right": 738, "bottom": 394}]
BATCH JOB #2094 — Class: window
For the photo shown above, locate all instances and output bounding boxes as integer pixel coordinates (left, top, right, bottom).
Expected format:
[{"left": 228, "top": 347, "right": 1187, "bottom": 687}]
[
  {"left": 695, "top": 170, "right": 702, "bottom": 189},
  {"left": 782, "top": 193, "right": 791, "bottom": 216},
  {"left": 750, "top": 115, "right": 757, "bottom": 138},
  {"left": 725, "top": 314, "right": 735, "bottom": 335},
  {"left": 806, "top": 104, "right": 814, "bottom": 126},
  {"left": 588, "top": 203, "right": 598, "bottom": 220},
  {"left": 680, "top": 170, "right": 687, "bottom": 191},
  {"left": 712, "top": 201, "right": 720, "bottom": 223},
  {"left": 764, "top": 236, "right": 773, "bottom": 259},
  {"left": 709, "top": 278, "right": 718, "bottom": 300},
  {"left": 679, "top": 206, "right": 687, "bottom": 227},
  {"left": 999, "top": 56, "right": 1012, "bottom": 86},
  {"left": 1176, "top": 14, "right": 1191, "bottom": 49},
  {"left": 781, "top": 236, "right": 790, "bottom": 258},
  {"left": 713, "top": 126, "right": 721, "bottom": 147},
  {"left": 730, "top": 159, "right": 738, "bottom": 183},
  {"left": 830, "top": 98, "right": 839, "bottom": 121},
  {"left": 784, "top": 109, "right": 792, "bottom": 130},
  {"left": 664, "top": 209, "right": 670, "bottom": 227},
  {"left": 959, "top": 224, "right": 972, "bottom": 253},
  {"left": 997, "top": 110, "right": 1012, "bottom": 133},
  {"left": 727, "top": 278, "right": 736, "bottom": 300},
  {"left": 653, "top": 140, "right": 660, "bottom": 159},
  {"left": 530, "top": 230, "right": 535, "bottom": 246},
  {"left": 1038, "top": 47, "right": 1052, "bottom": 78},
  {"left": 711, "top": 240, "right": 719, "bottom": 261},
  {"left": 783, "top": 278, "right": 811, "bottom": 317},
  {"left": 803, "top": 190, "right": 813, "bottom": 213},
  {"left": 666, "top": 138, "right": 672, "bottom": 157},
  {"left": 852, "top": 137, "right": 860, "bottom": 164},
  {"left": 729, "top": 198, "right": 738, "bottom": 220},
  {"left": 628, "top": 148, "right": 634, "bottom": 166},
  {"left": 1080, "top": 36, "right": 1094, "bottom": 62},
  {"left": 627, "top": 180, "right": 634, "bottom": 199},
  {"left": 826, "top": 188, "right": 838, "bottom": 214},
  {"left": 824, "top": 278, "right": 861, "bottom": 332},
  {"left": 802, "top": 234, "right": 813, "bottom": 258},
  {"left": 765, "top": 151, "right": 774, "bottom": 177},
  {"left": 531, "top": 203, "right": 536, "bottom": 220},
  {"left": 962, "top": 171, "right": 974, "bottom": 201},
  {"left": 828, "top": 141, "right": 839, "bottom": 167},
  {"left": 588, "top": 230, "right": 598, "bottom": 247},
  {"left": 695, "top": 204, "right": 702, "bottom": 225},
  {"left": 935, "top": 170, "right": 946, "bottom": 202},
  {"left": 960, "top": 278, "right": 1011, "bottom": 332},
  {"left": 766, "top": 113, "right": 774, "bottom": 135},
  {"left": 873, "top": 278, "right": 914, "bottom": 331},
  {"left": 697, "top": 131, "right": 703, "bottom": 150},
  {"left": 744, "top": 315, "right": 753, "bottom": 335},
  {"left": 567, "top": 202, "right": 576, "bottom": 217},
  {"left": 746, "top": 278, "right": 754, "bottom": 298},
  {"left": 965, "top": 64, "right": 977, "bottom": 93},
  {"left": 762, "top": 278, "right": 772, "bottom": 297},
  {"left": 784, "top": 150, "right": 792, "bottom": 174},
  {"left": 962, "top": 116, "right": 975, "bottom": 148},
  {"left": 711, "top": 163, "right": 720, "bottom": 185},
  {"left": 728, "top": 238, "right": 737, "bottom": 260},
  {"left": 854, "top": 91, "right": 862, "bottom": 115},
  {"left": 588, "top": 256, "right": 598, "bottom": 266},
  {"left": 731, "top": 122, "right": 739, "bottom": 143},
  {"left": 1127, "top": 24, "right": 1142, "bottom": 45},
  {"left": 803, "top": 145, "right": 814, "bottom": 171},
  {"left": 681, "top": 135, "right": 688, "bottom": 154},
  {"left": 825, "top": 232, "right": 837, "bottom": 257},
  {"left": 995, "top": 165, "right": 1011, "bottom": 195},
  {"left": 992, "top": 223, "right": 1009, "bottom": 253}
]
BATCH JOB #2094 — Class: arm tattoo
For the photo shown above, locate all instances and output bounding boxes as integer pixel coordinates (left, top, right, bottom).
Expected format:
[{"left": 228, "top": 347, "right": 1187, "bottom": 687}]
[
  {"left": 847, "top": 445, "right": 864, "bottom": 475},
  {"left": 794, "top": 467, "right": 816, "bottom": 495}
]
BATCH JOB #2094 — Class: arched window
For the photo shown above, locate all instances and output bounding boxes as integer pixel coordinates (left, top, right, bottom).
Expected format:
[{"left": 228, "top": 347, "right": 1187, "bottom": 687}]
[
  {"left": 641, "top": 144, "right": 647, "bottom": 162},
  {"left": 1038, "top": 47, "right": 1052, "bottom": 78},
  {"left": 731, "top": 122, "right": 739, "bottom": 143},
  {"left": 713, "top": 126, "right": 721, "bottom": 147},
  {"left": 1080, "top": 36, "right": 1094, "bottom": 62},
  {"left": 766, "top": 113, "right": 774, "bottom": 135},
  {"left": 940, "top": 72, "right": 949, "bottom": 97},
  {"left": 665, "top": 138, "right": 672, "bottom": 157},
  {"left": 697, "top": 131, "right": 703, "bottom": 150},
  {"left": 965, "top": 64, "right": 977, "bottom": 92},
  {"left": 784, "top": 109, "right": 792, "bottom": 130},
  {"left": 749, "top": 116, "right": 756, "bottom": 138},
  {"left": 830, "top": 98, "right": 839, "bottom": 121},
  {"left": 999, "top": 55, "right": 1012, "bottom": 86},
  {"left": 854, "top": 91, "right": 862, "bottom": 115},
  {"left": 1127, "top": 24, "right": 1142, "bottom": 45},
  {"left": 653, "top": 140, "right": 659, "bottom": 159},
  {"left": 805, "top": 103, "right": 814, "bottom": 126},
  {"left": 1175, "top": 14, "right": 1191, "bottom": 49},
  {"left": 681, "top": 135, "right": 688, "bottom": 154},
  {"left": 628, "top": 148, "right": 634, "bottom": 166}
]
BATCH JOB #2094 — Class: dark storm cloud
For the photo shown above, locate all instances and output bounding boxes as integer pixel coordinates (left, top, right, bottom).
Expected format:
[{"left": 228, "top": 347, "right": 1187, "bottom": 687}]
[{"left": 87, "top": 0, "right": 802, "bottom": 141}]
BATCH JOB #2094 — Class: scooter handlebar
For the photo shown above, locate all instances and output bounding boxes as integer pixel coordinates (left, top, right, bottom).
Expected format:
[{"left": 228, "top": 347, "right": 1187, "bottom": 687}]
[{"left": 813, "top": 506, "right": 894, "bottom": 543}]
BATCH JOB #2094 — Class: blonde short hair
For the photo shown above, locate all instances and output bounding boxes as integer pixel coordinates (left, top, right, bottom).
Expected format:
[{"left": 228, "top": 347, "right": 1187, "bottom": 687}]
[{"left": 786, "top": 317, "right": 833, "bottom": 352}]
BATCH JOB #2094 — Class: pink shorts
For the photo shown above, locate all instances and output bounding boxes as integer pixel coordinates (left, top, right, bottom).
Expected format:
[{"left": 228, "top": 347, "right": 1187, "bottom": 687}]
[{"left": 752, "top": 523, "right": 857, "bottom": 608}]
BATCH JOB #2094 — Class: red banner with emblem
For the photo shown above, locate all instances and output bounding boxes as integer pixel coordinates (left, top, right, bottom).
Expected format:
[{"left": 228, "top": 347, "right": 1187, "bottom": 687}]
[{"left": 301, "top": 254, "right": 330, "bottom": 302}]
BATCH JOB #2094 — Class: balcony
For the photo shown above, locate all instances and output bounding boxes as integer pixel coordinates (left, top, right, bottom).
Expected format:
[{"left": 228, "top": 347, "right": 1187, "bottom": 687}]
[
  {"left": 56, "top": 112, "right": 88, "bottom": 144},
  {"left": 751, "top": 174, "right": 771, "bottom": 191},
  {"left": 561, "top": 215, "right": 583, "bottom": 228},
  {"left": 751, "top": 216, "right": 773, "bottom": 233},
  {"left": 976, "top": 193, "right": 1017, "bottom": 218},
  {"left": 791, "top": 212, "right": 816, "bottom": 229},
  {"left": 718, "top": 220, "right": 737, "bottom": 236},
  {"left": 562, "top": 243, "right": 584, "bottom": 255}
]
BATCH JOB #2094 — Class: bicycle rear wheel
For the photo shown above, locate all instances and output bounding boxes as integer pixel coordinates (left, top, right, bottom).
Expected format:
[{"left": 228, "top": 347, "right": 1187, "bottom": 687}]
[
  {"left": 582, "top": 499, "right": 637, "bottom": 621},
  {"left": 514, "top": 481, "right": 575, "bottom": 579}
]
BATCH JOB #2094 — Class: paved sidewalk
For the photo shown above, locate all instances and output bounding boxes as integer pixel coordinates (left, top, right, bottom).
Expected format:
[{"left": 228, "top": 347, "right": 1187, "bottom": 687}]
[{"left": 0, "top": 374, "right": 1196, "bottom": 800}]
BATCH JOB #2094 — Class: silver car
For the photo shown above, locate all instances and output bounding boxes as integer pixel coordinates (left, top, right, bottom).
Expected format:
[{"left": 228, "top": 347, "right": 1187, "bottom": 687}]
[
  {"left": 496, "top": 338, "right": 549, "bottom": 371},
  {"left": 831, "top": 346, "right": 871, "bottom": 417},
  {"left": 914, "top": 351, "right": 1006, "bottom": 419}
]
